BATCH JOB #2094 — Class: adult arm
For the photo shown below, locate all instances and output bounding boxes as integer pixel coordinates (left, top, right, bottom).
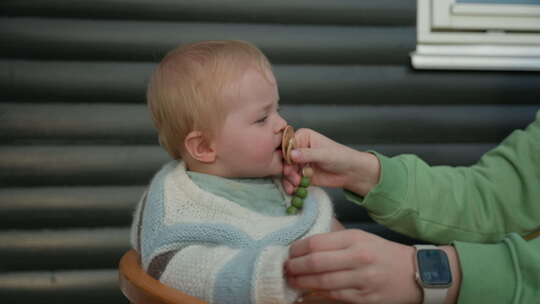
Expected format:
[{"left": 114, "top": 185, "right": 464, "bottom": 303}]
[
  {"left": 346, "top": 111, "right": 540, "bottom": 302},
  {"left": 285, "top": 111, "right": 540, "bottom": 242},
  {"left": 347, "top": 110, "right": 540, "bottom": 243}
]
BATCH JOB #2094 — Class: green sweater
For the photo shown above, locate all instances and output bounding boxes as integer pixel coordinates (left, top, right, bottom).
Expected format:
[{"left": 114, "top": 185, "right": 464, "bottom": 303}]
[{"left": 346, "top": 111, "right": 540, "bottom": 303}]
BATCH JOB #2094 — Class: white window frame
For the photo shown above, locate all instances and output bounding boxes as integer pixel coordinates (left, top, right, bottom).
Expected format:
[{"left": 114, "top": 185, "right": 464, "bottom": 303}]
[{"left": 411, "top": 0, "right": 540, "bottom": 71}]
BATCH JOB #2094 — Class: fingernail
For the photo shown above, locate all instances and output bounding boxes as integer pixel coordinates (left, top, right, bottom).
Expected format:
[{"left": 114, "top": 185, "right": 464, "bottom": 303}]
[{"left": 291, "top": 149, "right": 300, "bottom": 159}]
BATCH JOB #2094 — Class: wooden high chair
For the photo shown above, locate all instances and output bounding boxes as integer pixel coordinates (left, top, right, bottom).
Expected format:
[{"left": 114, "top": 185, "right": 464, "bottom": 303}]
[{"left": 118, "top": 249, "right": 338, "bottom": 304}]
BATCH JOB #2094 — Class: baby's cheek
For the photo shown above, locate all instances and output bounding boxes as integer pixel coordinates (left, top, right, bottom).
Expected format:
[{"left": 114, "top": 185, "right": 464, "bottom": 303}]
[{"left": 254, "top": 144, "right": 275, "bottom": 162}]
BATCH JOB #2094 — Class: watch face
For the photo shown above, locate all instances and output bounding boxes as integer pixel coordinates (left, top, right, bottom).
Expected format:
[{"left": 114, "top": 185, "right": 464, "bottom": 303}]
[{"left": 417, "top": 249, "right": 452, "bottom": 287}]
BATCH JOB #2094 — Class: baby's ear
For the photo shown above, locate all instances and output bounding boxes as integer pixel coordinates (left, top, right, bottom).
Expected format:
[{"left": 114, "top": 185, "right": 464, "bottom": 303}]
[{"left": 184, "top": 131, "right": 216, "bottom": 163}]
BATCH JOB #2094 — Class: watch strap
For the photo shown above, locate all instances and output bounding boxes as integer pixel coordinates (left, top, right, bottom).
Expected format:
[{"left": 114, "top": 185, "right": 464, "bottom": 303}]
[
  {"left": 421, "top": 285, "right": 447, "bottom": 304},
  {"left": 414, "top": 245, "right": 449, "bottom": 304}
]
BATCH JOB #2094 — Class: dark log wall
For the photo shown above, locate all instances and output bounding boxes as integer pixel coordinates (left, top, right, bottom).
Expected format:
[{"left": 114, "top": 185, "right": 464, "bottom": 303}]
[{"left": 1, "top": 1, "right": 539, "bottom": 302}]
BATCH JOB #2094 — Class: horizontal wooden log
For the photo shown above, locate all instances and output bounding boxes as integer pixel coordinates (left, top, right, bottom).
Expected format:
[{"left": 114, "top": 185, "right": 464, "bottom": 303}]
[
  {"left": 326, "top": 187, "right": 372, "bottom": 224},
  {"left": 0, "top": 60, "right": 149, "bottom": 102},
  {"left": 0, "top": 103, "right": 155, "bottom": 144},
  {"left": 0, "top": 228, "right": 130, "bottom": 271},
  {"left": 2, "top": 60, "right": 540, "bottom": 104},
  {"left": 0, "top": 143, "right": 499, "bottom": 187},
  {"left": 0, "top": 186, "right": 145, "bottom": 229},
  {"left": 0, "top": 146, "right": 169, "bottom": 186},
  {"left": 282, "top": 105, "right": 539, "bottom": 144},
  {"left": 1, "top": 103, "right": 538, "bottom": 144},
  {"left": 0, "top": 18, "right": 415, "bottom": 64},
  {"left": 0, "top": 0, "right": 416, "bottom": 26},
  {"left": 0, "top": 269, "right": 127, "bottom": 303}
]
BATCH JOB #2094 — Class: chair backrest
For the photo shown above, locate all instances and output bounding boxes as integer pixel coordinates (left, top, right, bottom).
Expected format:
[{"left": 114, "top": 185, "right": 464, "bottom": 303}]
[{"left": 118, "top": 249, "right": 207, "bottom": 304}]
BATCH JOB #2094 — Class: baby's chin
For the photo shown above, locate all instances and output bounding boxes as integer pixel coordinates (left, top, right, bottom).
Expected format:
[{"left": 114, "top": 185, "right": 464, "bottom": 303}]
[
  {"left": 233, "top": 156, "right": 284, "bottom": 178},
  {"left": 232, "top": 166, "right": 283, "bottom": 179},
  {"left": 260, "top": 167, "right": 284, "bottom": 178},
  {"left": 271, "top": 159, "right": 285, "bottom": 175},
  {"left": 257, "top": 165, "right": 284, "bottom": 179}
]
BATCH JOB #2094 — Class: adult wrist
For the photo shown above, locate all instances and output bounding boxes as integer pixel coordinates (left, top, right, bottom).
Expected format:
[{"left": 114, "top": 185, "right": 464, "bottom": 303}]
[
  {"left": 343, "top": 152, "right": 408, "bottom": 218},
  {"left": 418, "top": 245, "right": 459, "bottom": 304},
  {"left": 404, "top": 245, "right": 424, "bottom": 304},
  {"left": 412, "top": 245, "right": 461, "bottom": 304},
  {"left": 344, "top": 150, "right": 380, "bottom": 196}
]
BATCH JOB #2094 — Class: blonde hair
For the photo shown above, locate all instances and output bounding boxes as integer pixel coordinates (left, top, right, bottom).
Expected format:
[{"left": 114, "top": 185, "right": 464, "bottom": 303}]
[{"left": 147, "top": 40, "right": 273, "bottom": 159}]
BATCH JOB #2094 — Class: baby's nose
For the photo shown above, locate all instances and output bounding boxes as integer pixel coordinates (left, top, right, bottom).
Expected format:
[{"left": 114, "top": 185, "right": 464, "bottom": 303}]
[{"left": 275, "top": 114, "right": 287, "bottom": 133}]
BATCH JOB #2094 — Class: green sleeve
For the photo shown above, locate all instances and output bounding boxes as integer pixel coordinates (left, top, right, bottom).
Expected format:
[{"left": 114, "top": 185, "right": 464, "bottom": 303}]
[
  {"left": 346, "top": 110, "right": 540, "bottom": 244},
  {"left": 453, "top": 234, "right": 540, "bottom": 303}
]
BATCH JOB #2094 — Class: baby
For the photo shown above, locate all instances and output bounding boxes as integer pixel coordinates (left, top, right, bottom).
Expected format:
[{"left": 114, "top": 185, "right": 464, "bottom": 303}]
[{"left": 130, "top": 40, "right": 339, "bottom": 304}]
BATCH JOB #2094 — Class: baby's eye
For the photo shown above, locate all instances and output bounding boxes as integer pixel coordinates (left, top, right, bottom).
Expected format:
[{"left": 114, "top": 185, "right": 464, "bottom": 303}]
[{"left": 256, "top": 116, "right": 268, "bottom": 124}]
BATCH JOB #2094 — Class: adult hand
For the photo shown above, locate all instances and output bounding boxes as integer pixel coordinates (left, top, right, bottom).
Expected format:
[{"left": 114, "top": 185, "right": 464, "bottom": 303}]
[
  {"left": 286, "top": 229, "right": 461, "bottom": 304},
  {"left": 281, "top": 129, "right": 380, "bottom": 197},
  {"left": 285, "top": 229, "right": 422, "bottom": 304}
]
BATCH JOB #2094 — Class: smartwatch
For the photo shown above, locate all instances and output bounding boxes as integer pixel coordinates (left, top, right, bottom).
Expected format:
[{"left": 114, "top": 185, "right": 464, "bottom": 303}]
[{"left": 414, "top": 245, "right": 452, "bottom": 304}]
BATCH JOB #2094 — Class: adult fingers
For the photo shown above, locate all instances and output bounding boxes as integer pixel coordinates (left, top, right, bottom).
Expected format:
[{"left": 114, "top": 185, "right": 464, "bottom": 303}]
[
  {"left": 286, "top": 248, "right": 364, "bottom": 276},
  {"left": 282, "top": 179, "right": 295, "bottom": 195},
  {"left": 289, "top": 230, "right": 355, "bottom": 258},
  {"left": 282, "top": 164, "right": 301, "bottom": 185},
  {"left": 326, "top": 289, "right": 378, "bottom": 304},
  {"left": 288, "top": 269, "right": 362, "bottom": 291},
  {"left": 290, "top": 147, "right": 329, "bottom": 167},
  {"left": 282, "top": 163, "right": 301, "bottom": 195},
  {"left": 292, "top": 128, "right": 315, "bottom": 149}
]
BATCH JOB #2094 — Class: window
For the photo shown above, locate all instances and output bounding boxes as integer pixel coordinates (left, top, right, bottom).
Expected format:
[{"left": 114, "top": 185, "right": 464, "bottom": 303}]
[{"left": 411, "top": 0, "right": 540, "bottom": 71}]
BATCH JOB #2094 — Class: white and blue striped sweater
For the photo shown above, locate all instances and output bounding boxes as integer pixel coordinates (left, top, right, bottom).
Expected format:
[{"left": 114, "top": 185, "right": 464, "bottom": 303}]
[{"left": 130, "top": 161, "right": 334, "bottom": 304}]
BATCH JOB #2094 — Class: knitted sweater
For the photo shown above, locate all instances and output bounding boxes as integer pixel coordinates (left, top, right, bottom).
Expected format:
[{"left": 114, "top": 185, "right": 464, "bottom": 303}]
[{"left": 130, "top": 161, "right": 334, "bottom": 304}]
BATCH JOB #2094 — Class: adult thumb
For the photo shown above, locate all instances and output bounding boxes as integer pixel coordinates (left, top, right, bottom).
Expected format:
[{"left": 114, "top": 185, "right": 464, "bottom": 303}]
[{"left": 290, "top": 147, "right": 326, "bottom": 165}]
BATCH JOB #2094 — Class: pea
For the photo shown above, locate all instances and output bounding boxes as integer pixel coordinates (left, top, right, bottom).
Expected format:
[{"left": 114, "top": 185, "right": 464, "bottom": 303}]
[
  {"left": 292, "top": 197, "right": 304, "bottom": 208},
  {"left": 295, "top": 187, "right": 308, "bottom": 198},
  {"left": 300, "top": 176, "right": 311, "bottom": 187},
  {"left": 287, "top": 206, "right": 299, "bottom": 215}
]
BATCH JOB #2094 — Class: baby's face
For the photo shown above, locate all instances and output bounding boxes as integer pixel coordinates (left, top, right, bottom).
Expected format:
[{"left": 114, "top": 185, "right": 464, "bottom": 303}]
[{"left": 211, "top": 68, "right": 287, "bottom": 178}]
